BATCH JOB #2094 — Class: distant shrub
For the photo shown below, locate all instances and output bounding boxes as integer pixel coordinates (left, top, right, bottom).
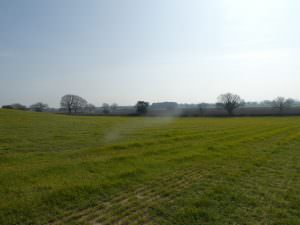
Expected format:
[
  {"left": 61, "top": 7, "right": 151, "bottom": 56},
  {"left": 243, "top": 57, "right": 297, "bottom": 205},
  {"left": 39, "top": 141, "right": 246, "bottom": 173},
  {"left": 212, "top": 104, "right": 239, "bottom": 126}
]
[
  {"left": 2, "top": 104, "right": 27, "bottom": 110},
  {"left": 2, "top": 105, "right": 14, "bottom": 109}
]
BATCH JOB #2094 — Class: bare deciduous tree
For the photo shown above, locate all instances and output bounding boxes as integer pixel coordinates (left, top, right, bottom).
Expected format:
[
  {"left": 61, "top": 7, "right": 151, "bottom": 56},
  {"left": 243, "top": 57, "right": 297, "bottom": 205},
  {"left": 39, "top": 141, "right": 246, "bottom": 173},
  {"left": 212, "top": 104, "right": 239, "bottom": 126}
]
[
  {"left": 272, "top": 97, "right": 294, "bottom": 114},
  {"left": 136, "top": 101, "right": 149, "bottom": 115},
  {"left": 110, "top": 103, "right": 118, "bottom": 112},
  {"left": 102, "top": 103, "right": 110, "bottom": 114},
  {"left": 30, "top": 102, "right": 48, "bottom": 112},
  {"left": 217, "top": 93, "right": 244, "bottom": 116},
  {"left": 60, "top": 94, "right": 87, "bottom": 114}
]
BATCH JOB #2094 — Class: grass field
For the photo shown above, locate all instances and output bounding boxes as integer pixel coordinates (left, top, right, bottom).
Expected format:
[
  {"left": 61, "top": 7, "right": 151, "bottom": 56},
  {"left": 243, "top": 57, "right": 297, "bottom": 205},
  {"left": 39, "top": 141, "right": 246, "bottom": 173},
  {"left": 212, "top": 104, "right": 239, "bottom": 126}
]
[{"left": 0, "top": 109, "right": 300, "bottom": 225}]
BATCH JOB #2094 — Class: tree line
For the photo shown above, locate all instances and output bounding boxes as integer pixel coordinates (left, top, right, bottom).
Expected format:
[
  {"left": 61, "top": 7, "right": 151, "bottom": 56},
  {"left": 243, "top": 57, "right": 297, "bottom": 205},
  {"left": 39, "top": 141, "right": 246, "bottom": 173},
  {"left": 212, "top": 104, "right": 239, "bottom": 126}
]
[{"left": 2, "top": 93, "right": 299, "bottom": 116}]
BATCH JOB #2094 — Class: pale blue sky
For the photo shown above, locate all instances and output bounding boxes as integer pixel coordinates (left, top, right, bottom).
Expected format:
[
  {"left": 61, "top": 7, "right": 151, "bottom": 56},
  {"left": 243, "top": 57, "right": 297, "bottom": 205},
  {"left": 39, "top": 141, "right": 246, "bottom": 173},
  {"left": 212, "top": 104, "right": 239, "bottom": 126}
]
[{"left": 1, "top": 0, "right": 300, "bottom": 107}]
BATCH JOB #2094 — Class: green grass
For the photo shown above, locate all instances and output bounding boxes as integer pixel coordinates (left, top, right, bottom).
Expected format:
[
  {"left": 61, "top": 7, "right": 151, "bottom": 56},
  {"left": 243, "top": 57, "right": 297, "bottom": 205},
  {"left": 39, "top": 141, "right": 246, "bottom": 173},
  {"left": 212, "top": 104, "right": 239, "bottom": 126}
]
[{"left": 0, "top": 109, "right": 300, "bottom": 225}]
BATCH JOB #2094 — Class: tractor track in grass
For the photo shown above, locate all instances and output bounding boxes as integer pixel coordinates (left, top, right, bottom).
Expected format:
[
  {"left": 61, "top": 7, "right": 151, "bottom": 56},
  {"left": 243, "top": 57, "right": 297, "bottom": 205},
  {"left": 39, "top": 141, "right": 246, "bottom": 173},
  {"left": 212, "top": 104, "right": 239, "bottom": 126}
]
[
  {"left": 47, "top": 167, "right": 203, "bottom": 225},
  {"left": 46, "top": 124, "right": 300, "bottom": 225},
  {"left": 2, "top": 110, "right": 300, "bottom": 225}
]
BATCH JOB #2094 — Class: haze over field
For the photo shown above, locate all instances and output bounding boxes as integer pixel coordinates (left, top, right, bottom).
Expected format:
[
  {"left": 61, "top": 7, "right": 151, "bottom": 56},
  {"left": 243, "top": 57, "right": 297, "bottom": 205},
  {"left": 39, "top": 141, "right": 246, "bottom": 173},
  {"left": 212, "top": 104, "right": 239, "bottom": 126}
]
[{"left": 1, "top": 0, "right": 300, "bottom": 107}]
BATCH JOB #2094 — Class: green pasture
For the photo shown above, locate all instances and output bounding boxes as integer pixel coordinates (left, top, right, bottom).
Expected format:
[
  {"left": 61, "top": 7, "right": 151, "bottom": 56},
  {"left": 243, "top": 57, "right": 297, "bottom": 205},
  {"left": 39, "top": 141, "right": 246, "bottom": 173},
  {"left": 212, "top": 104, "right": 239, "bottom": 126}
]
[{"left": 0, "top": 109, "right": 299, "bottom": 225}]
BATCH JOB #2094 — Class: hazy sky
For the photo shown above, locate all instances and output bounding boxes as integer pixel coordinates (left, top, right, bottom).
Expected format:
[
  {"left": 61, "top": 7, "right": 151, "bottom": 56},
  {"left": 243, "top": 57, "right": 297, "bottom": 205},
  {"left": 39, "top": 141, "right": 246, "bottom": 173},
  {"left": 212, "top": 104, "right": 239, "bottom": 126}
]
[{"left": 1, "top": 0, "right": 300, "bottom": 107}]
